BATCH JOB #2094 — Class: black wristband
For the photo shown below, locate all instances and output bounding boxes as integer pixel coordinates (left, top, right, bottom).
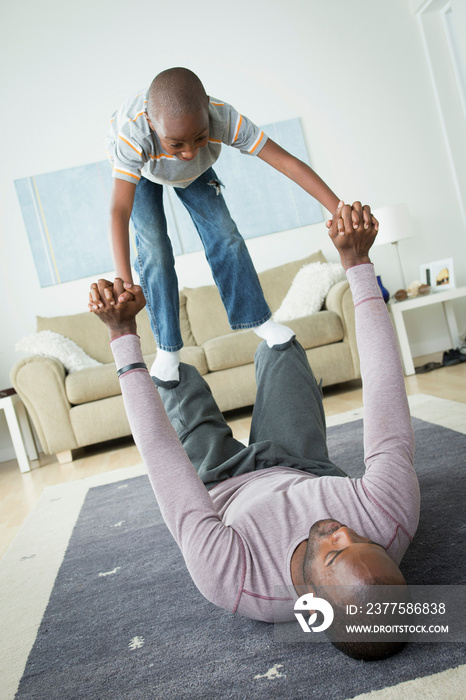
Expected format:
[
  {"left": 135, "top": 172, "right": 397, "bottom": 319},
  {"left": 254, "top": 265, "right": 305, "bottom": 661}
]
[{"left": 117, "top": 362, "right": 147, "bottom": 378}]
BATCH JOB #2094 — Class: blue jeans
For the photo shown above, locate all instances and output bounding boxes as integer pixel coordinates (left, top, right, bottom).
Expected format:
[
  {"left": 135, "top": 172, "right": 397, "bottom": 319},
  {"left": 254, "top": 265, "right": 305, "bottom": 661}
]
[{"left": 131, "top": 168, "right": 272, "bottom": 351}]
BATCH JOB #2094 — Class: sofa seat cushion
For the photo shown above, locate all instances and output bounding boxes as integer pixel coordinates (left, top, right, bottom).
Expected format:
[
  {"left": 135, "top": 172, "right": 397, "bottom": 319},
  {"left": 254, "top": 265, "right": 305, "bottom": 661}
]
[
  {"left": 66, "top": 346, "right": 208, "bottom": 405},
  {"left": 203, "top": 330, "right": 261, "bottom": 373},
  {"left": 203, "top": 310, "right": 344, "bottom": 372},
  {"left": 179, "top": 345, "right": 208, "bottom": 375}
]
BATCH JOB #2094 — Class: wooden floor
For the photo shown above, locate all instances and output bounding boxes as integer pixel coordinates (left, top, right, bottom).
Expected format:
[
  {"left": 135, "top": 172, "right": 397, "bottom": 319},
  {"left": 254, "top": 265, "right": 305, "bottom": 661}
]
[{"left": 1, "top": 353, "right": 465, "bottom": 559}]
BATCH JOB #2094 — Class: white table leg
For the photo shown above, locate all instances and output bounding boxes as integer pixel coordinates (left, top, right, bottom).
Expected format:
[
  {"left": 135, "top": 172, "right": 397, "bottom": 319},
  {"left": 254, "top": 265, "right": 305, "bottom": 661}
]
[
  {"left": 390, "top": 308, "right": 415, "bottom": 376},
  {"left": 443, "top": 301, "right": 460, "bottom": 349},
  {"left": 3, "top": 397, "right": 32, "bottom": 473},
  {"left": 13, "top": 396, "right": 38, "bottom": 460}
]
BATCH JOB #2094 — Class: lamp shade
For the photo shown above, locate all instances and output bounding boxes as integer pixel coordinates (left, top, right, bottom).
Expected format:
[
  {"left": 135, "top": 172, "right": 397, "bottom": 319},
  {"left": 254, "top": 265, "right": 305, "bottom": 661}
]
[{"left": 372, "top": 203, "right": 414, "bottom": 246}]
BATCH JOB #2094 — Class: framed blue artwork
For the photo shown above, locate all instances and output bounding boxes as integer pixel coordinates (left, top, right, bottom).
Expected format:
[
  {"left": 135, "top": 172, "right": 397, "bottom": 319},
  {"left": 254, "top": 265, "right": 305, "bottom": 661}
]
[
  {"left": 14, "top": 118, "right": 323, "bottom": 287},
  {"left": 15, "top": 161, "right": 116, "bottom": 287}
]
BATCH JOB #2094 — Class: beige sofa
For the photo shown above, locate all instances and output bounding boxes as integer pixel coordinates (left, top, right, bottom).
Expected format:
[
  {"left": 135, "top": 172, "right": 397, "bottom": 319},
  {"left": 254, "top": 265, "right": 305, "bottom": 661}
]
[{"left": 11, "top": 251, "right": 360, "bottom": 463}]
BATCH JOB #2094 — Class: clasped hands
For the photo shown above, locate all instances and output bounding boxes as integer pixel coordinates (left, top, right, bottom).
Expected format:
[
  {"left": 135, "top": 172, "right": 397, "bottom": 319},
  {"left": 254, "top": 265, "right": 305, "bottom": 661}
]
[
  {"left": 88, "top": 278, "right": 146, "bottom": 339},
  {"left": 328, "top": 201, "right": 379, "bottom": 270}
]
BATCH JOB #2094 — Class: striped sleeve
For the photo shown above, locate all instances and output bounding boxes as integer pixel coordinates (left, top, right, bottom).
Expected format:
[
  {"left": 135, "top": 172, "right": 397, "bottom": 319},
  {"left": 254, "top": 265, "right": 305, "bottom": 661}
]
[
  {"left": 218, "top": 100, "right": 268, "bottom": 156},
  {"left": 106, "top": 104, "right": 147, "bottom": 184},
  {"left": 108, "top": 126, "right": 144, "bottom": 183}
]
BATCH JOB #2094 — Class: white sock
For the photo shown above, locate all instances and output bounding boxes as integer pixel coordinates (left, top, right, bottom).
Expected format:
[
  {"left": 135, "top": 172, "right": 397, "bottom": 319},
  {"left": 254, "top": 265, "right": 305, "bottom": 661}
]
[
  {"left": 150, "top": 349, "right": 180, "bottom": 383},
  {"left": 254, "top": 319, "right": 295, "bottom": 348}
]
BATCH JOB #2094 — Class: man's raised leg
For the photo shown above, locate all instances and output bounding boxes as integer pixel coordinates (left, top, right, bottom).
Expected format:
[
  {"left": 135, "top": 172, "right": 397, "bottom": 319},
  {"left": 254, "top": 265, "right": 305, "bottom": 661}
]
[
  {"left": 157, "top": 364, "right": 247, "bottom": 486},
  {"left": 249, "top": 340, "right": 345, "bottom": 475}
]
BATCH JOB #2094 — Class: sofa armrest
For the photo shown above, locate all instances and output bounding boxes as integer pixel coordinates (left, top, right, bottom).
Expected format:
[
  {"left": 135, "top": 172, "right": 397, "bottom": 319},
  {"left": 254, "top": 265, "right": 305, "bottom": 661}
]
[
  {"left": 325, "top": 280, "right": 360, "bottom": 378},
  {"left": 10, "top": 356, "right": 79, "bottom": 455}
]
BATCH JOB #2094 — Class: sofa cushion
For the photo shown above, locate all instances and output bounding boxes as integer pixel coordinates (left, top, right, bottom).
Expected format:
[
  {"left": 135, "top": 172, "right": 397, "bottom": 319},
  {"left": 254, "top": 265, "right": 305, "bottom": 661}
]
[
  {"left": 273, "top": 262, "right": 346, "bottom": 322},
  {"left": 203, "top": 311, "right": 344, "bottom": 372},
  {"left": 37, "top": 309, "right": 157, "bottom": 365},
  {"left": 203, "top": 329, "right": 261, "bottom": 373},
  {"left": 16, "top": 330, "right": 102, "bottom": 372},
  {"left": 65, "top": 346, "right": 208, "bottom": 405},
  {"left": 289, "top": 311, "right": 344, "bottom": 349},
  {"left": 182, "top": 250, "right": 327, "bottom": 347},
  {"left": 259, "top": 250, "right": 327, "bottom": 311},
  {"left": 183, "top": 285, "right": 231, "bottom": 347},
  {"left": 179, "top": 345, "right": 208, "bottom": 375},
  {"left": 70, "top": 395, "right": 131, "bottom": 448},
  {"left": 66, "top": 361, "right": 122, "bottom": 404},
  {"left": 37, "top": 312, "right": 114, "bottom": 364},
  {"left": 179, "top": 291, "right": 197, "bottom": 346}
]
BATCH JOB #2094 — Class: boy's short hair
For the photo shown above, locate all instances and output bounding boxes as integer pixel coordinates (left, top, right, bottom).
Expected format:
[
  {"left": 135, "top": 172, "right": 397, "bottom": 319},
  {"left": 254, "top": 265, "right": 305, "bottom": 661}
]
[{"left": 148, "top": 67, "right": 208, "bottom": 121}]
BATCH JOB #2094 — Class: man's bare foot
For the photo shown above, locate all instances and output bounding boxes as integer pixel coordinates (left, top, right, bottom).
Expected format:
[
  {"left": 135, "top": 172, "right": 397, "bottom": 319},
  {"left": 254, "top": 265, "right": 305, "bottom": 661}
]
[
  {"left": 88, "top": 278, "right": 146, "bottom": 340},
  {"left": 328, "top": 202, "right": 378, "bottom": 270}
]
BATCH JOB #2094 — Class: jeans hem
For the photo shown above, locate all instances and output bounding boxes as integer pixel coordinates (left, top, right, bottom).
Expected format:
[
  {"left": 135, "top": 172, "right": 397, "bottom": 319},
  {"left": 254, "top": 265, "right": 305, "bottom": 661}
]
[
  {"left": 230, "top": 310, "right": 272, "bottom": 331},
  {"left": 156, "top": 341, "right": 184, "bottom": 352}
]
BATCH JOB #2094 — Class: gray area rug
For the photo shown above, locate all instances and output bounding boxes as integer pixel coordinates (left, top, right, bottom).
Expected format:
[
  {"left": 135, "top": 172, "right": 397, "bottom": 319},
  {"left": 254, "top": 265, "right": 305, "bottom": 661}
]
[{"left": 13, "top": 417, "right": 466, "bottom": 699}]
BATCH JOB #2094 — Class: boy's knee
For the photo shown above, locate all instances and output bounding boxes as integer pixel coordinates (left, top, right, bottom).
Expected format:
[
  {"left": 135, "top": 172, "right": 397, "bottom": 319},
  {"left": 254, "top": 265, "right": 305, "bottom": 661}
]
[{"left": 141, "top": 246, "right": 175, "bottom": 271}]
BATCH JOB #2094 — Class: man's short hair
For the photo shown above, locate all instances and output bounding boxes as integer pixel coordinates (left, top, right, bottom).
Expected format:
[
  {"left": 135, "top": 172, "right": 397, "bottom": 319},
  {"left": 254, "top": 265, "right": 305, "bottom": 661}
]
[
  {"left": 313, "top": 582, "right": 412, "bottom": 661},
  {"left": 147, "top": 67, "right": 208, "bottom": 121}
]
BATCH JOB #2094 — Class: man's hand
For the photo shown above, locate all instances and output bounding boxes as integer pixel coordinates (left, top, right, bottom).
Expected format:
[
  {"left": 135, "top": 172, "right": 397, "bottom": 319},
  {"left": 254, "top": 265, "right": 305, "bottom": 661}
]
[
  {"left": 325, "top": 200, "right": 379, "bottom": 233},
  {"left": 328, "top": 201, "right": 378, "bottom": 271},
  {"left": 88, "top": 278, "right": 146, "bottom": 340}
]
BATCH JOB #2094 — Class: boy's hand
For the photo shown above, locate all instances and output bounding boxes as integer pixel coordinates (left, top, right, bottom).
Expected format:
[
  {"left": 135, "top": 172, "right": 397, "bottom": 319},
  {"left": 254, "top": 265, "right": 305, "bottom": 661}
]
[
  {"left": 326, "top": 201, "right": 379, "bottom": 232},
  {"left": 328, "top": 201, "right": 378, "bottom": 270},
  {"left": 326, "top": 200, "right": 360, "bottom": 230},
  {"left": 88, "top": 278, "right": 146, "bottom": 340}
]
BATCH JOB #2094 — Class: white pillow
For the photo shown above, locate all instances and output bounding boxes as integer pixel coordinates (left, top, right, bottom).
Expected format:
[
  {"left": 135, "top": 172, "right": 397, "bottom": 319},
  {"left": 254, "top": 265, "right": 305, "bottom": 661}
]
[
  {"left": 273, "top": 262, "right": 346, "bottom": 322},
  {"left": 15, "top": 331, "right": 102, "bottom": 373}
]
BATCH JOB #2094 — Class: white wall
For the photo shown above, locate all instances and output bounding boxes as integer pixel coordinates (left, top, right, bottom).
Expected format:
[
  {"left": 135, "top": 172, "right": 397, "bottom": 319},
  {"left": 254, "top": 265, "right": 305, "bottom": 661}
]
[{"left": 1, "top": 0, "right": 465, "bottom": 459}]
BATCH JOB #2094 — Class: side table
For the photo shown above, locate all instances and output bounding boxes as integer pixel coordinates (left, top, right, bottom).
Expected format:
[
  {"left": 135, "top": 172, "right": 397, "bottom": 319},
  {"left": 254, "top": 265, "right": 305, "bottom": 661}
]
[
  {"left": 388, "top": 286, "right": 466, "bottom": 376},
  {"left": 0, "top": 389, "right": 38, "bottom": 473}
]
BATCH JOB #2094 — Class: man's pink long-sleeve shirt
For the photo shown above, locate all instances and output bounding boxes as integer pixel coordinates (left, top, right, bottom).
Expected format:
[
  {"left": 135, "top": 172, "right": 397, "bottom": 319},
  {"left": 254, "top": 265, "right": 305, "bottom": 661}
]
[{"left": 110, "top": 264, "right": 420, "bottom": 622}]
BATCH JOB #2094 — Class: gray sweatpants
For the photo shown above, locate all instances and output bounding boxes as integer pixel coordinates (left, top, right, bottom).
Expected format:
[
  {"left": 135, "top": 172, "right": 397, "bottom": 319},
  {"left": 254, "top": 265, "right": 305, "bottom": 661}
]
[{"left": 157, "top": 339, "right": 346, "bottom": 489}]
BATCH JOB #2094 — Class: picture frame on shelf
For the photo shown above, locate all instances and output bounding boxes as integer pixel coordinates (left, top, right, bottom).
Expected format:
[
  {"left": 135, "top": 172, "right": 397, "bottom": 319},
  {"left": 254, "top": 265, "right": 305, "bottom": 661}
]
[{"left": 420, "top": 258, "right": 455, "bottom": 292}]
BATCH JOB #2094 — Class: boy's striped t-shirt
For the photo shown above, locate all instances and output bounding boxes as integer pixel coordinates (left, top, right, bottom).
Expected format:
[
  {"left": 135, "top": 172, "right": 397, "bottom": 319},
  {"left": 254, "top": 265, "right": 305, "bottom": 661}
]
[{"left": 106, "top": 91, "right": 268, "bottom": 188}]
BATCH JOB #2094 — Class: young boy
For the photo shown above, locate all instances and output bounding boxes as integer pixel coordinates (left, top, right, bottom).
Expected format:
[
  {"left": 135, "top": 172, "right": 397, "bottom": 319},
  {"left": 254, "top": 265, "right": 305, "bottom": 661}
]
[{"left": 106, "top": 67, "right": 348, "bottom": 386}]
